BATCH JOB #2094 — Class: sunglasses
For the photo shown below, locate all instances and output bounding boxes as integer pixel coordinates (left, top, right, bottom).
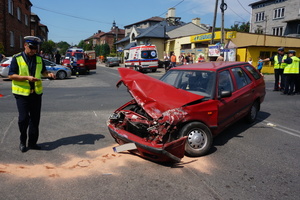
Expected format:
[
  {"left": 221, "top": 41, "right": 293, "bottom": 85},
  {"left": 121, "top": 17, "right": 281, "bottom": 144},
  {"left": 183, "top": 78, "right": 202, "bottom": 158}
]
[{"left": 29, "top": 45, "right": 38, "bottom": 50}]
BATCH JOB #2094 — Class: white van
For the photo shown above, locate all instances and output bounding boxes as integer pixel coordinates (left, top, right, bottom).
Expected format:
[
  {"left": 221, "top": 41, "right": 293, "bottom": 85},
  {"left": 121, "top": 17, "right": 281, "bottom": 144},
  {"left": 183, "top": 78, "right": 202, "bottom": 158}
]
[{"left": 125, "top": 45, "right": 158, "bottom": 72}]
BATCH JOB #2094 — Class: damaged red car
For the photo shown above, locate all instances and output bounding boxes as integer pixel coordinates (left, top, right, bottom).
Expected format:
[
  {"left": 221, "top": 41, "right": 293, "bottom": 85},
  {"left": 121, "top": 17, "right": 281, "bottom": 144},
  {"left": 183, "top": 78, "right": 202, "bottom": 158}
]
[{"left": 107, "top": 62, "right": 265, "bottom": 162}]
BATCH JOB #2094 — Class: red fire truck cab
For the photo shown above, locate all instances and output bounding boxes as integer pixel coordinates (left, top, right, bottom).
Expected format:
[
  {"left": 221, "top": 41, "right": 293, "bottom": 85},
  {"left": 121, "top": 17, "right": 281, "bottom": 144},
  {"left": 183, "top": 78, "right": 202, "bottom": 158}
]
[{"left": 62, "top": 47, "right": 97, "bottom": 75}]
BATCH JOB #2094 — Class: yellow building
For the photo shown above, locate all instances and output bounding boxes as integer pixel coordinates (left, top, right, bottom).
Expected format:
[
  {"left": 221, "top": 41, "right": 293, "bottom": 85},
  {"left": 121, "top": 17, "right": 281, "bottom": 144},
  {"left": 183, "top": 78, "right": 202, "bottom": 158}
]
[{"left": 166, "top": 31, "right": 300, "bottom": 74}]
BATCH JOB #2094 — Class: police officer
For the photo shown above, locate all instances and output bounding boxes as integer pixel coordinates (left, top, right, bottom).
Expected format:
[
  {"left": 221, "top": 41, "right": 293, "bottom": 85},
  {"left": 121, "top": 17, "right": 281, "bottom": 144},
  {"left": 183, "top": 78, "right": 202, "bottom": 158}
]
[
  {"left": 263, "top": 47, "right": 287, "bottom": 91},
  {"left": 282, "top": 50, "right": 300, "bottom": 95},
  {"left": 8, "top": 36, "right": 56, "bottom": 152}
]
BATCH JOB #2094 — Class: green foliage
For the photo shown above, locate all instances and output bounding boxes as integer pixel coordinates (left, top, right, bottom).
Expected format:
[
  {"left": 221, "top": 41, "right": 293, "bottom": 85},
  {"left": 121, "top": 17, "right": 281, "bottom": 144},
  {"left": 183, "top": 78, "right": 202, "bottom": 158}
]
[
  {"left": 94, "top": 44, "right": 110, "bottom": 57},
  {"left": 230, "top": 22, "right": 250, "bottom": 32},
  {"left": 41, "top": 40, "right": 56, "bottom": 54},
  {"left": 78, "top": 40, "right": 93, "bottom": 51},
  {"left": 56, "top": 41, "right": 70, "bottom": 54}
]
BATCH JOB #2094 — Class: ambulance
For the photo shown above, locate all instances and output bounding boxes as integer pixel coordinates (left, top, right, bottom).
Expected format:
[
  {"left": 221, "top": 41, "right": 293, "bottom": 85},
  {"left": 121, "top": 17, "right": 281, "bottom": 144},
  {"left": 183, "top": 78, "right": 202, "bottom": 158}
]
[{"left": 124, "top": 45, "right": 158, "bottom": 72}]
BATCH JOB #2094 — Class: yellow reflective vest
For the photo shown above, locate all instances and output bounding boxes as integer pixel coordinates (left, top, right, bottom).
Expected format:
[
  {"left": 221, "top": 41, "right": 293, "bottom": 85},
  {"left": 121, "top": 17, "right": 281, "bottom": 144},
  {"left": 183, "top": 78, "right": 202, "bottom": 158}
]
[
  {"left": 274, "top": 54, "right": 287, "bottom": 69},
  {"left": 12, "top": 55, "right": 43, "bottom": 96},
  {"left": 283, "top": 56, "right": 300, "bottom": 74}
]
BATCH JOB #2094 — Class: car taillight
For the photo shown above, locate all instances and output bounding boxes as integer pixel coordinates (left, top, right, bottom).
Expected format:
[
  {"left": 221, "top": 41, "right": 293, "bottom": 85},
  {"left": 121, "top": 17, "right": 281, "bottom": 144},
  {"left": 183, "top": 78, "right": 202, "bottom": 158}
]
[{"left": 1, "top": 64, "right": 9, "bottom": 67}]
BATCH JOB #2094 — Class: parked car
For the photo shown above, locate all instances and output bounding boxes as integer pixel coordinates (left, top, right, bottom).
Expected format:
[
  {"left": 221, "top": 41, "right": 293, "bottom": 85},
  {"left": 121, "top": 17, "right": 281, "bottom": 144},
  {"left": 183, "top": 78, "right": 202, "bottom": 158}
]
[
  {"left": 0, "top": 57, "right": 12, "bottom": 77},
  {"left": 107, "top": 62, "right": 266, "bottom": 162},
  {"left": 105, "top": 57, "right": 120, "bottom": 67},
  {"left": 44, "top": 59, "right": 71, "bottom": 79},
  {"left": 0, "top": 57, "right": 71, "bottom": 80}
]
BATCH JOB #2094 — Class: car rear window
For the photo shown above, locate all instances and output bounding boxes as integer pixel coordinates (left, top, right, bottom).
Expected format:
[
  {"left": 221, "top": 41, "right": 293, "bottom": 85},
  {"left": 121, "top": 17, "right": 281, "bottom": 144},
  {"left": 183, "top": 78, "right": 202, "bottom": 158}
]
[
  {"left": 244, "top": 65, "right": 261, "bottom": 80},
  {"left": 231, "top": 67, "right": 252, "bottom": 89},
  {"left": 141, "top": 50, "right": 157, "bottom": 59}
]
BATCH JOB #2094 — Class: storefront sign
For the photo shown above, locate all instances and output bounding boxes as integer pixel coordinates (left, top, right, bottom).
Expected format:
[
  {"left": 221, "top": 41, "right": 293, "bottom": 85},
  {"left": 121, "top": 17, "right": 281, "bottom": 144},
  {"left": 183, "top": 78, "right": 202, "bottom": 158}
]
[{"left": 191, "top": 31, "right": 236, "bottom": 43}]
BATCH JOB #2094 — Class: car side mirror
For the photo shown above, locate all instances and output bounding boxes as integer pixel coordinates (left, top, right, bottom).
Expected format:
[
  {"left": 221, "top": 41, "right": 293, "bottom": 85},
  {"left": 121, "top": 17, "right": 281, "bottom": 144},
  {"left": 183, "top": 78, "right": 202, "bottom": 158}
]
[{"left": 220, "top": 91, "right": 232, "bottom": 98}]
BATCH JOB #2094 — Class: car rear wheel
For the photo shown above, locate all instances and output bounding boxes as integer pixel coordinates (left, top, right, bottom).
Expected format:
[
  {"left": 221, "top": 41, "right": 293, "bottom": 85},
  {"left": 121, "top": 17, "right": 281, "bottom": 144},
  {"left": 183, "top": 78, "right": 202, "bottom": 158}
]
[
  {"left": 245, "top": 101, "right": 259, "bottom": 123},
  {"left": 56, "top": 71, "right": 66, "bottom": 80},
  {"left": 179, "top": 122, "right": 212, "bottom": 157}
]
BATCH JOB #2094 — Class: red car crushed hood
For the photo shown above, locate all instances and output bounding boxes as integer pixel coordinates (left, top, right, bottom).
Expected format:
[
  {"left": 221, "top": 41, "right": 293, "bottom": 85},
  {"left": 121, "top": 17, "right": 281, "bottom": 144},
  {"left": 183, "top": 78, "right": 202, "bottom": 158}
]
[
  {"left": 117, "top": 68, "right": 204, "bottom": 119},
  {"left": 108, "top": 68, "right": 206, "bottom": 163}
]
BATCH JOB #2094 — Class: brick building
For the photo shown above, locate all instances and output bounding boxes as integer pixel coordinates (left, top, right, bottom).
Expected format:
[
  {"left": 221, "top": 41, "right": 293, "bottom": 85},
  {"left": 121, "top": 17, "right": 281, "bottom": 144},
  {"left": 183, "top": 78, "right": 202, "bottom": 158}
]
[
  {"left": 84, "top": 21, "right": 125, "bottom": 52},
  {"left": 0, "top": 0, "right": 48, "bottom": 56}
]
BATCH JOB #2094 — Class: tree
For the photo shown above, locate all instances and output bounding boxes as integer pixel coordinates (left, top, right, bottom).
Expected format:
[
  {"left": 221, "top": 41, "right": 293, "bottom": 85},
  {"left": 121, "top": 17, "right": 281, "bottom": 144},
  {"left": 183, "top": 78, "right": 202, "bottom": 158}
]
[
  {"left": 56, "top": 41, "right": 70, "bottom": 54},
  {"left": 41, "top": 40, "right": 56, "bottom": 54},
  {"left": 230, "top": 22, "right": 250, "bottom": 33}
]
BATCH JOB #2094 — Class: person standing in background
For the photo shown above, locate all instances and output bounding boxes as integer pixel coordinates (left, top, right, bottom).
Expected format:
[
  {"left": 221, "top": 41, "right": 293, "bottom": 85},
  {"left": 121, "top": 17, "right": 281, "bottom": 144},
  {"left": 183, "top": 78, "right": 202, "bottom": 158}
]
[
  {"left": 262, "top": 47, "right": 287, "bottom": 91},
  {"left": 282, "top": 50, "right": 299, "bottom": 95}
]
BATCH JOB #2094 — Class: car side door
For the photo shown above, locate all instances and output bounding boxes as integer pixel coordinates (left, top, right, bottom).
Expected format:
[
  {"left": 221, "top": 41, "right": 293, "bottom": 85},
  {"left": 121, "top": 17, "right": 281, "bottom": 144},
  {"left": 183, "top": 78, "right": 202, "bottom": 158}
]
[
  {"left": 230, "top": 66, "right": 254, "bottom": 120},
  {"left": 217, "top": 70, "right": 237, "bottom": 129}
]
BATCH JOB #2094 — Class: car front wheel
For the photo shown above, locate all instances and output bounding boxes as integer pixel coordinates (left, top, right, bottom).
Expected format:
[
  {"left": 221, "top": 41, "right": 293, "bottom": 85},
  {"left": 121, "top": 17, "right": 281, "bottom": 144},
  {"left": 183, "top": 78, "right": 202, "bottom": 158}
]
[{"left": 179, "top": 122, "right": 212, "bottom": 157}]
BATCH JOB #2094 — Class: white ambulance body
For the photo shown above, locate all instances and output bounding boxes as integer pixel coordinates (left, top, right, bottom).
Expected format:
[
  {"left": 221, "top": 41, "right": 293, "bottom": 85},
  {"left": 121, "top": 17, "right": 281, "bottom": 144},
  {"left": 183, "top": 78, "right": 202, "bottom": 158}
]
[{"left": 125, "top": 45, "right": 158, "bottom": 72}]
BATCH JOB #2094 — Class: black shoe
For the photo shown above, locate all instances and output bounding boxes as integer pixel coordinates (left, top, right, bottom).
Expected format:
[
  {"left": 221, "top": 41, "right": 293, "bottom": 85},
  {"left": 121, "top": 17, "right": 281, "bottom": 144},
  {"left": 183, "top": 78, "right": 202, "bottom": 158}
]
[
  {"left": 28, "top": 144, "right": 41, "bottom": 150},
  {"left": 273, "top": 89, "right": 279, "bottom": 91},
  {"left": 19, "top": 143, "right": 26, "bottom": 152}
]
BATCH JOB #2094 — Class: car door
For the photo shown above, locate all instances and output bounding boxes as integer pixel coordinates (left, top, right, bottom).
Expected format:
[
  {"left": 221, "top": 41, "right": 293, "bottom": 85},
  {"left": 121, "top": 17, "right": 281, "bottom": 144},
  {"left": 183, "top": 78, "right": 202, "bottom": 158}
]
[
  {"left": 230, "top": 66, "right": 254, "bottom": 120},
  {"left": 217, "top": 70, "right": 237, "bottom": 129}
]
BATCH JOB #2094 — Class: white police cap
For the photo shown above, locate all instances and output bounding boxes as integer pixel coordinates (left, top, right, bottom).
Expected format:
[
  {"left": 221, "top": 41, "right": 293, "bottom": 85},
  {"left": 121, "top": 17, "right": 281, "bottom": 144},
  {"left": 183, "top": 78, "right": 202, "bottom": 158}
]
[{"left": 24, "top": 36, "right": 41, "bottom": 46}]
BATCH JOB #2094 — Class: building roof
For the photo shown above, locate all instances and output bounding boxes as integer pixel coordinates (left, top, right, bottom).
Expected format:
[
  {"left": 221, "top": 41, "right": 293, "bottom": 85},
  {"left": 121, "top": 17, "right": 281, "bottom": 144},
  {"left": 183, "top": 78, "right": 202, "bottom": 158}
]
[
  {"left": 124, "top": 16, "right": 165, "bottom": 28},
  {"left": 135, "top": 20, "right": 185, "bottom": 39},
  {"left": 167, "top": 22, "right": 208, "bottom": 39}
]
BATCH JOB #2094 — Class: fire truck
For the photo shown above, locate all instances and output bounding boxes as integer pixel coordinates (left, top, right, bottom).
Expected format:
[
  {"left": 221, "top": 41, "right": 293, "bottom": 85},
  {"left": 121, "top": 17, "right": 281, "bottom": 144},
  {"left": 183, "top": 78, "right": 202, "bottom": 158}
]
[
  {"left": 124, "top": 45, "right": 158, "bottom": 72},
  {"left": 62, "top": 47, "right": 97, "bottom": 74}
]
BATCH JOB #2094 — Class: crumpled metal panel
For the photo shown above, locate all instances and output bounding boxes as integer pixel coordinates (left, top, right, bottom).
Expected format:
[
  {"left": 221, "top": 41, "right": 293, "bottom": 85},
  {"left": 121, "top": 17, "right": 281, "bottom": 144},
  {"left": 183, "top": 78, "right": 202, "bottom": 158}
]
[{"left": 117, "top": 68, "right": 204, "bottom": 119}]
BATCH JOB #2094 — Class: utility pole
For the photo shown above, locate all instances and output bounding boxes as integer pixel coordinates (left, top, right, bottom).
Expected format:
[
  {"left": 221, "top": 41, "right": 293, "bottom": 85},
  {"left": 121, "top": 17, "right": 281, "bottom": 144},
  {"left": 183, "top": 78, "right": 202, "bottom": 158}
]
[
  {"left": 220, "top": 0, "right": 227, "bottom": 44},
  {"left": 211, "top": 0, "right": 219, "bottom": 44}
]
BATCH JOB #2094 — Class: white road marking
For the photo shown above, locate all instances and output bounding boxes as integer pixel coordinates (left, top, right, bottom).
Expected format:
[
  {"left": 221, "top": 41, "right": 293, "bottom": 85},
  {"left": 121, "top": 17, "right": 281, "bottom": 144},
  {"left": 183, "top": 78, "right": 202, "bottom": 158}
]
[{"left": 261, "top": 119, "right": 300, "bottom": 138}]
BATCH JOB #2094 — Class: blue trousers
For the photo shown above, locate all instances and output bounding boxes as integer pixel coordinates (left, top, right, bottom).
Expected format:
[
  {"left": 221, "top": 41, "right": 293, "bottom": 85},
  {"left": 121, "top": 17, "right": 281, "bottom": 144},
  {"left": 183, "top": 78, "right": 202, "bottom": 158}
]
[{"left": 14, "top": 93, "right": 42, "bottom": 146}]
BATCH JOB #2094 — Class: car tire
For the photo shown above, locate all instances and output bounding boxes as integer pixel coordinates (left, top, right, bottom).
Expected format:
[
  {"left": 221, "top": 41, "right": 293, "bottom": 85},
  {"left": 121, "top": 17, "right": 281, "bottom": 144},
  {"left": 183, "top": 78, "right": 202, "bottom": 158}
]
[
  {"left": 179, "top": 122, "right": 213, "bottom": 157},
  {"left": 245, "top": 101, "right": 259, "bottom": 124},
  {"left": 56, "top": 71, "right": 66, "bottom": 80}
]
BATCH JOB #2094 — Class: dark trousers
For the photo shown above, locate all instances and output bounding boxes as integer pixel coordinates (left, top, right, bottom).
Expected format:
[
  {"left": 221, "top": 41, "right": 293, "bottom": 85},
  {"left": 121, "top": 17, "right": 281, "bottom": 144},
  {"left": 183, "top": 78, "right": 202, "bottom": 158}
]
[
  {"left": 284, "top": 74, "right": 297, "bottom": 95},
  {"left": 274, "top": 69, "right": 285, "bottom": 90},
  {"left": 14, "top": 93, "right": 42, "bottom": 146},
  {"left": 295, "top": 74, "right": 300, "bottom": 93}
]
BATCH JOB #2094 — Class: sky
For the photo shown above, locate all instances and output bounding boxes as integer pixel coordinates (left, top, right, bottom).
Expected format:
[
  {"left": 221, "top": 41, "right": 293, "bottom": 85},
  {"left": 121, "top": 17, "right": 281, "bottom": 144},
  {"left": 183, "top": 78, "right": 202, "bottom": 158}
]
[{"left": 30, "top": 0, "right": 255, "bottom": 45}]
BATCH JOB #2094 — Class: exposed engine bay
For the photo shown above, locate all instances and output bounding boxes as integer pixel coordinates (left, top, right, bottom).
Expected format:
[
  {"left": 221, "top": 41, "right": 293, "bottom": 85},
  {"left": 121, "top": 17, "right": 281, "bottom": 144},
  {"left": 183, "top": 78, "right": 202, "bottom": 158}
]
[{"left": 109, "top": 100, "right": 188, "bottom": 144}]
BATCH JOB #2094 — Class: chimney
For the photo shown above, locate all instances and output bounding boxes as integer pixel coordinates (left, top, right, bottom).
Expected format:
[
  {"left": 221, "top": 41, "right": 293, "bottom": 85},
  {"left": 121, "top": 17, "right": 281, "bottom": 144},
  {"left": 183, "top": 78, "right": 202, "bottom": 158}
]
[
  {"left": 167, "top": 8, "right": 176, "bottom": 18},
  {"left": 192, "top": 18, "right": 201, "bottom": 26}
]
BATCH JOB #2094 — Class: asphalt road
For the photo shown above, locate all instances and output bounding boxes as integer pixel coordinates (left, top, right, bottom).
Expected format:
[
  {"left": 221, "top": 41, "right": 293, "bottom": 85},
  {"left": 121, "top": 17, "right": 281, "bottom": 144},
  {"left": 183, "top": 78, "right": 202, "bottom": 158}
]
[{"left": 0, "top": 64, "right": 299, "bottom": 200}]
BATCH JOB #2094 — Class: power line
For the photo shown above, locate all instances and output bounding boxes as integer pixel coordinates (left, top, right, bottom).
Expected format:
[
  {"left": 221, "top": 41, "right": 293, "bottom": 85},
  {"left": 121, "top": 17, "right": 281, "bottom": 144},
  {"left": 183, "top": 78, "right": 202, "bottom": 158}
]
[
  {"left": 158, "top": 0, "right": 185, "bottom": 17},
  {"left": 236, "top": 0, "right": 252, "bottom": 15},
  {"left": 33, "top": 5, "right": 112, "bottom": 25}
]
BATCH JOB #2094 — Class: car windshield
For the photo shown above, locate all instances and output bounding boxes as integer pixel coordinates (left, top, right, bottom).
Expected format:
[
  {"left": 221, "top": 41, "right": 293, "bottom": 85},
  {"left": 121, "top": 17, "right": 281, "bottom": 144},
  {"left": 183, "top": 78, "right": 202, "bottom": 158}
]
[
  {"left": 74, "top": 53, "right": 83, "bottom": 60},
  {"left": 160, "top": 70, "right": 216, "bottom": 98}
]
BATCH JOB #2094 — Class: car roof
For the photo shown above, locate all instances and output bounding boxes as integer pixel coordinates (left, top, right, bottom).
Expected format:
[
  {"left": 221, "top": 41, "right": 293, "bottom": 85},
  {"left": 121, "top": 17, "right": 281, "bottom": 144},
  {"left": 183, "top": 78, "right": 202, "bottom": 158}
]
[{"left": 172, "top": 61, "right": 249, "bottom": 72}]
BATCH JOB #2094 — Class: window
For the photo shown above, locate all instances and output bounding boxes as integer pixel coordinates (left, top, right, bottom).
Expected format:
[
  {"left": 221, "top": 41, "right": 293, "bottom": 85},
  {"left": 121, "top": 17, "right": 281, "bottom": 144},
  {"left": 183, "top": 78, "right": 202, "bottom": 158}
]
[
  {"left": 245, "top": 65, "right": 261, "bottom": 80},
  {"left": 274, "top": 7, "right": 285, "bottom": 19},
  {"left": 19, "top": 36, "right": 23, "bottom": 48},
  {"left": 255, "top": 12, "right": 265, "bottom": 22},
  {"left": 141, "top": 50, "right": 157, "bottom": 59},
  {"left": 231, "top": 67, "right": 252, "bottom": 90},
  {"left": 218, "top": 70, "right": 233, "bottom": 94},
  {"left": 24, "top": 14, "right": 28, "bottom": 26},
  {"left": 10, "top": 31, "right": 15, "bottom": 47},
  {"left": 17, "top": 7, "right": 21, "bottom": 21},
  {"left": 181, "top": 44, "right": 191, "bottom": 49},
  {"left": 272, "top": 27, "right": 283, "bottom": 36},
  {"left": 8, "top": 0, "right": 13, "bottom": 15}
]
